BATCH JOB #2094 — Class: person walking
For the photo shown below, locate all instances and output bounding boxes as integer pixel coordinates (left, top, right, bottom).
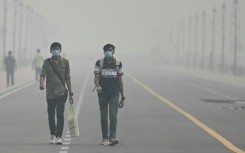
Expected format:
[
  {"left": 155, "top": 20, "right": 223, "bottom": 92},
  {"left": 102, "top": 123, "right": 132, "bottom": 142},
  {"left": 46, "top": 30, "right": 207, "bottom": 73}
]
[
  {"left": 39, "top": 42, "right": 74, "bottom": 145},
  {"left": 4, "top": 51, "right": 16, "bottom": 86},
  {"left": 94, "top": 43, "right": 125, "bottom": 146},
  {"left": 32, "top": 49, "right": 44, "bottom": 81}
]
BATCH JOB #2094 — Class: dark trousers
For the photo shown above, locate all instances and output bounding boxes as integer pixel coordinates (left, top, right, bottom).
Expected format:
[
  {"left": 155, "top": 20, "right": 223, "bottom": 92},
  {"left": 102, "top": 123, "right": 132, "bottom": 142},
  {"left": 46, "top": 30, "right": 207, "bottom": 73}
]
[
  {"left": 99, "top": 96, "right": 119, "bottom": 139},
  {"left": 6, "top": 70, "right": 14, "bottom": 86},
  {"left": 47, "top": 94, "right": 67, "bottom": 138},
  {"left": 35, "top": 67, "right": 42, "bottom": 81}
]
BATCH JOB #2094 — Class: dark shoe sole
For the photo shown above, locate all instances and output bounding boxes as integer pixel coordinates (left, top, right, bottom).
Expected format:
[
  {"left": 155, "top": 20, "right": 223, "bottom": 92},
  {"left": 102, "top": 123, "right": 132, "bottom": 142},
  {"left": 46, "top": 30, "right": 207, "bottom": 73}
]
[
  {"left": 109, "top": 140, "right": 119, "bottom": 146},
  {"left": 56, "top": 142, "right": 63, "bottom": 145},
  {"left": 49, "top": 142, "right": 55, "bottom": 144}
]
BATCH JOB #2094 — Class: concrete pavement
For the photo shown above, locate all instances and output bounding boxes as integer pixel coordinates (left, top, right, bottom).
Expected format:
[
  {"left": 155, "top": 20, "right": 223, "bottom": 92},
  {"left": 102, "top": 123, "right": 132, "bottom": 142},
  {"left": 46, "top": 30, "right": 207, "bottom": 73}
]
[{"left": 0, "top": 68, "right": 35, "bottom": 95}]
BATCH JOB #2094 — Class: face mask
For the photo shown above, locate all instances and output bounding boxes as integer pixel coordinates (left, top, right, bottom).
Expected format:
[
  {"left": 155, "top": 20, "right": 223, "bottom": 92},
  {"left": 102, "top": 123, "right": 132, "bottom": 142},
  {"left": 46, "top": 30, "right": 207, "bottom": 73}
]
[
  {"left": 52, "top": 49, "right": 61, "bottom": 56},
  {"left": 104, "top": 51, "right": 113, "bottom": 58}
]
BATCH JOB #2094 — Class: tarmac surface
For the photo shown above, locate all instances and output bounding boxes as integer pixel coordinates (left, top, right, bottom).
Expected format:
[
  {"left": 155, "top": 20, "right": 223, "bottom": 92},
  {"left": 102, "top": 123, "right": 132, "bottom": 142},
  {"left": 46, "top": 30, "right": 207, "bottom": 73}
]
[{"left": 0, "top": 54, "right": 245, "bottom": 153}]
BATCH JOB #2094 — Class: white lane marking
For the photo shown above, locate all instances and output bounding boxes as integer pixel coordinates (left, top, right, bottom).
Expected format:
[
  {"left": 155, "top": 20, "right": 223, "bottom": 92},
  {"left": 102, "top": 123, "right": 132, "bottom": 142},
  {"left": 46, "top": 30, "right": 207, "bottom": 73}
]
[
  {"left": 75, "top": 69, "right": 91, "bottom": 116},
  {"left": 129, "top": 74, "right": 245, "bottom": 153},
  {"left": 0, "top": 81, "right": 35, "bottom": 100},
  {"left": 173, "top": 78, "right": 238, "bottom": 100},
  {"left": 64, "top": 138, "right": 71, "bottom": 141},
  {"left": 235, "top": 101, "right": 245, "bottom": 104},
  {"left": 58, "top": 69, "right": 91, "bottom": 153},
  {"left": 65, "top": 134, "right": 71, "bottom": 138},
  {"left": 61, "top": 147, "right": 69, "bottom": 150},
  {"left": 63, "top": 142, "right": 71, "bottom": 145}
]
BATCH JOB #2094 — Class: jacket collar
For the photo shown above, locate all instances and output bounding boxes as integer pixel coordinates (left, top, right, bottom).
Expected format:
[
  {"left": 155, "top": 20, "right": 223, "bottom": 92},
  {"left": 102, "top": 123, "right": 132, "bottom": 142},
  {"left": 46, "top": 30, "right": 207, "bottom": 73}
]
[
  {"left": 104, "top": 56, "right": 115, "bottom": 64},
  {"left": 50, "top": 56, "right": 63, "bottom": 63}
]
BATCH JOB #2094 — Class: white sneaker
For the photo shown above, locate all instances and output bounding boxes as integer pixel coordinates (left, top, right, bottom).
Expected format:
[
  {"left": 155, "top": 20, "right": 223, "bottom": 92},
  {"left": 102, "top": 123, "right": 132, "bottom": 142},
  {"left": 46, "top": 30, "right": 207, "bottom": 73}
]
[
  {"left": 100, "top": 139, "right": 109, "bottom": 145},
  {"left": 109, "top": 138, "right": 119, "bottom": 146},
  {"left": 49, "top": 135, "right": 56, "bottom": 144},
  {"left": 56, "top": 137, "right": 63, "bottom": 145}
]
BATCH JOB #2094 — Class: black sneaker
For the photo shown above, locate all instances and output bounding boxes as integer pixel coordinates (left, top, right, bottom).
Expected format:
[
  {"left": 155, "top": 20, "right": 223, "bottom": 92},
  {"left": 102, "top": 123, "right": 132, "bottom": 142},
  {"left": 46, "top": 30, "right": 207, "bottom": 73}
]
[{"left": 109, "top": 138, "right": 119, "bottom": 146}]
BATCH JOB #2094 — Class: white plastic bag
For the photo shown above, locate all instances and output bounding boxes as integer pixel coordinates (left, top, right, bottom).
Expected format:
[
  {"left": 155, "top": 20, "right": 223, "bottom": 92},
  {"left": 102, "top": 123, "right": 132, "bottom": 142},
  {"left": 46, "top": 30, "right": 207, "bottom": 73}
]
[{"left": 68, "top": 104, "right": 79, "bottom": 137}]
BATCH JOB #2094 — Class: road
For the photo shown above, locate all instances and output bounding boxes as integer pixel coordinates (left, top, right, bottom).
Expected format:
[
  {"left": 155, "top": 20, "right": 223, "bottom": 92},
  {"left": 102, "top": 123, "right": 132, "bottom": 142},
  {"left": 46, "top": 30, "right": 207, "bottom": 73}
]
[{"left": 0, "top": 54, "right": 245, "bottom": 153}]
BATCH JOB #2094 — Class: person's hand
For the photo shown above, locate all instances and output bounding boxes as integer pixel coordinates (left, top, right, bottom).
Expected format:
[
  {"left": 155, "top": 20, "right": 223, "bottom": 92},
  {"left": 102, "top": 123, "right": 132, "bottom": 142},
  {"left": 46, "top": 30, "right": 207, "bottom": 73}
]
[
  {"left": 119, "top": 99, "right": 125, "bottom": 108},
  {"left": 69, "top": 95, "right": 74, "bottom": 104},
  {"left": 39, "top": 84, "right": 45, "bottom": 90},
  {"left": 96, "top": 86, "right": 102, "bottom": 93}
]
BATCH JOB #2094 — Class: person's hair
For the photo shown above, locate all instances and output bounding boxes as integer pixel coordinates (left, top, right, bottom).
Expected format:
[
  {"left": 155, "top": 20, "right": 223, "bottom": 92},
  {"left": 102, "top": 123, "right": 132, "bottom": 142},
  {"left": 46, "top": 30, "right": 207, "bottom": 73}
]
[
  {"left": 50, "top": 42, "right": 62, "bottom": 52},
  {"left": 103, "top": 43, "right": 115, "bottom": 51}
]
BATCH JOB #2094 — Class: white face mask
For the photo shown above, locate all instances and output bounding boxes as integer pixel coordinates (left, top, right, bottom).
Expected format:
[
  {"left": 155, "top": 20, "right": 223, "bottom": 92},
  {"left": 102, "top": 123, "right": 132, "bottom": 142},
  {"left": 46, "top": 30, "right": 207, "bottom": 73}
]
[
  {"left": 52, "top": 49, "right": 61, "bottom": 56},
  {"left": 104, "top": 51, "right": 113, "bottom": 58}
]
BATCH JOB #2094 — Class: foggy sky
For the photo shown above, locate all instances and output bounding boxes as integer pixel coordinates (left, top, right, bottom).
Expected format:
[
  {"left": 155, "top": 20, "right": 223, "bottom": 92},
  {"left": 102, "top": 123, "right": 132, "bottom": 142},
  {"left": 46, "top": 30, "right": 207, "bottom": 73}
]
[{"left": 3, "top": 0, "right": 245, "bottom": 56}]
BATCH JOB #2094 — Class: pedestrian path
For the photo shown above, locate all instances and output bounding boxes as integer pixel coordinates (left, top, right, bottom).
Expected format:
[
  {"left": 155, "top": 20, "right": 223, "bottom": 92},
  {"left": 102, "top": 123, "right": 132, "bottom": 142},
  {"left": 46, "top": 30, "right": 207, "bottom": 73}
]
[{"left": 0, "top": 67, "right": 35, "bottom": 94}]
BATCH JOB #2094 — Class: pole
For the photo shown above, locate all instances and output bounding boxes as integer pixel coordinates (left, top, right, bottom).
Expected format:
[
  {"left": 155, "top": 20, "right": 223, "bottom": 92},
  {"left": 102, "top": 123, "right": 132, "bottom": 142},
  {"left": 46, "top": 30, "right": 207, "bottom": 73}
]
[
  {"left": 30, "top": 9, "right": 34, "bottom": 58},
  {"left": 42, "top": 17, "right": 46, "bottom": 51},
  {"left": 3, "top": 0, "right": 8, "bottom": 62},
  {"left": 25, "top": 6, "right": 29, "bottom": 63},
  {"left": 12, "top": 0, "right": 18, "bottom": 57},
  {"left": 35, "top": 13, "right": 40, "bottom": 52},
  {"left": 181, "top": 19, "right": 185, "bottom": 64},
  {"left": 221, "top": 3, "right": 226, "bottom": 72},
  {"left": 33, "top": 12, "right": 37, "bottom": 54},
  {"left": 210, "top": 7, "right": 216, "bottom": 71},
  {"left": 176, "top": 21, "right": 180, "bottom": 64},
  {"left": 202, "top": 11, "right": 206, "bottom": 69},
  {"left": 233, "top": 0, "right": 238, "bottom": 75},
  {"left": 194, "top": 14, "right": 198, "bottom": 67},
  {"left": 18, "top": 1, "right": 23, "bottom": 66},
  {"left": 187, "top": 17, "right": 192, "bottom": 66}
]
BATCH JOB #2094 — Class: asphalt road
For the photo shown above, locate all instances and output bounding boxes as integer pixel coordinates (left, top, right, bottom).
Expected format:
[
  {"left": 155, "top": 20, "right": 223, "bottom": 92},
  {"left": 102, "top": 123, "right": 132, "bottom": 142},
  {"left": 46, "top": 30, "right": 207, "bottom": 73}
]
[{"left": 0, "top": 54, "right": 245, "bottom": 153}]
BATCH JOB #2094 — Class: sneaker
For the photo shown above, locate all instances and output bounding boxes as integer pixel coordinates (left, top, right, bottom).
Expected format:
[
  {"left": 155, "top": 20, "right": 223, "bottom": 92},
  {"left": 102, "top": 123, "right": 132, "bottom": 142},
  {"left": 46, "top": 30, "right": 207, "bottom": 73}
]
[
  {"left": 49, "top": 135, "right": 56, "bottom": 144},
  {"left": 109, "top": 138, "right": 119, "bottom": 146},
  {"left": 56, "top": 137, "right": 63, "bottom": 145},
  {"left": 100, "top": 139, "right": 109, "bottom": 145}
]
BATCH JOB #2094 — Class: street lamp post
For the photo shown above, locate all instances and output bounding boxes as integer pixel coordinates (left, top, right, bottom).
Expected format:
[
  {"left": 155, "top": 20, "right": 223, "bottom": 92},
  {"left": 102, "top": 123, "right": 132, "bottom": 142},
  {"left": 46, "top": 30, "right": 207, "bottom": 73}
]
[
  {"left": 176, "top": 21, "right": 180, "bottom": 64},
  {"left": 232, "top": 0, "right": 238, "bottom": 75},
  {"left": 201, "top": 11, "right": 206, "bottom": 69},
  {"left": 13, "top": 0, "right": 18, "bottom": 57},
  {"left": 3, "top": 0, "right": 8, "bottom": 64},
  {"left": 25, "top": 6, "right": 30, "bottom": 63},
  {"left": 220, "top": 3, "right": 226, "bottom": 72},
  {"left": 210, "top": 7, "right": 216, "bottom": 71},
  {"left": 35, "top": 13, "right": 41, "bottom": 51},
  {"left": 18, "top": 1, "right": 23, "bottom": 66},
  {"left": 181, "top": 19, "right": 185, "bottom": 64},
  {"left": 33, "top": 12, "right": 38, "bottom": 53},
  {"left": 30, "top": 9, "right": 34, "bottom": 58},
  {"left": 187, "top": 17, "right": 192, "bottom": 66},
  {"left": 194, "top": 14, "right": 198, "bottom": 67},
  {"left": 40, "top": 16, "right": 46, "bottom": 51}
]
